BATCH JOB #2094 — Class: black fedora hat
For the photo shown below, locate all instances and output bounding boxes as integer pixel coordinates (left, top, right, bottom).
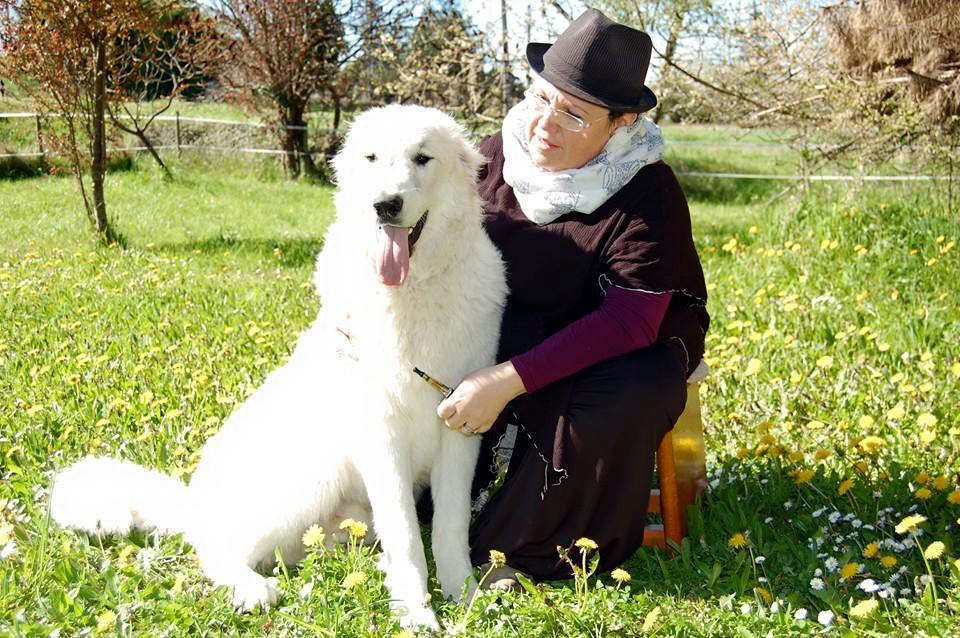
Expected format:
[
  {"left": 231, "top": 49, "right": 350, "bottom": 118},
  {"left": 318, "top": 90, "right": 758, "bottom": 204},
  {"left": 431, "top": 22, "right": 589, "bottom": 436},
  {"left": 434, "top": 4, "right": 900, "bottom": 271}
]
[{"left": 526, "top": 8, "right": 657, "bottom": 113}]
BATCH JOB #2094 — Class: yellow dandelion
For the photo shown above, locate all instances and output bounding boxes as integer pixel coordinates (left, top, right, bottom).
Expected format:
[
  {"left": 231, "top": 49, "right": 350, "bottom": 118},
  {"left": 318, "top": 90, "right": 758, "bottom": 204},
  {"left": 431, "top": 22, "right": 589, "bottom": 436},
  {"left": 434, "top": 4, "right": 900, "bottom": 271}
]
[
  {"left": 915, "top": 471, "right": 930, "bottom": 484},
  {"left": 341, "top": 571, "right": 368, "bottom": 590},
  {"left": 915, "top": 487, "right": 933, "bottom": 501},
  {"left": 815, "top": 448, "right": 831, "bottom": 460},
  {"left": 838, "top": 478, "right": 855, "bottom": 496},
  {"left": 808, "top": 420, "right": 826, "bottom": 430},
  {"left": 923, "top": 541, "right": 945, "bottom": 560},
  {"left": 611, "top": 568, "right": 632, "bottom": 583},
  {"left": 489, "top": 549, "right": 506, "bottom": 569},
  {"left": 877, "top": 342, "right": 891, "bottom": 352},
  {"left": 339, "top": 518, "right": 368, "bottom": 539},
  {"left": 919, "top": 430, "right": 935, "bottom": 445},
  {"left": 863, "top": 542, "right": 879, "bottom": 558},
  {"left": 816, "top": 355, "right": 834, "bottom": 369},
  {"left": 302, "top": 524, "right": 325, "bottom": 548},
  {"left": 951, "top": 361, "right": 960, "bottom": 378},
  {"left": 95, "top": 610, "right": 117, "bottom": 634},
  {"left": 886, "top": 403, "right": 906, "bottom": 420},
  {"left": 895, "top": 514, "right": 927, "bottom": 534},
  {"left": 917, "top": 413, "right": 938, "bottom": 428},
  {"left": 745, "top": 358, "right": 763, "bottom": 376},
  {"left": 794, "top": 469, "right": 815, "bottom": 485},
  {"left": 789, "top": 371, "right": 802, "bottom": 384},
  {"left": 574, "top": 537, "right": 598, "bottom": 551},
  {"left": 788, "top": 451, "right": 805, "bottom": 463},
  {"left": 728, "top": 532, "right": 748, "bottom": 549},
  {"left": 849, "top": 598, "right": 879, "bottom": 619},
  {"left": 858, "top": 415, "right": 875, "bottom": 428},
  {"left": 858, "top": 436, "right": 885, "bottom": 454},
  {"left": 840, "top": 562, "right": 859, "bottom": 580},
  {"left": 880, "top": 555, "right": 898, "bottom": 569},
  {"left": 642, "top": 606, "right": 662, "bottom": 632},
  {"left": 947, "top": 489, "right": 960, "bottom": 504},
  {"left": 854, "top": 460, "right": 870, "bottom": 473},
  {"left": 393, "top": 631, "right": 416, "bottom": 638},
  {"left": 754, "top": 586, "right": 773, "bottom": 604}
]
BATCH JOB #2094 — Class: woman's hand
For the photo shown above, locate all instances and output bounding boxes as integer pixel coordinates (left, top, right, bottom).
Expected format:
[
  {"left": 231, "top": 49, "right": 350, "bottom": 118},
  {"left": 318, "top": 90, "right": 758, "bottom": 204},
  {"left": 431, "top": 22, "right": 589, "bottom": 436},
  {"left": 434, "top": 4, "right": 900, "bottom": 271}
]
[{"left": 437, "top": 361, "right": 527, "bottom": 436}]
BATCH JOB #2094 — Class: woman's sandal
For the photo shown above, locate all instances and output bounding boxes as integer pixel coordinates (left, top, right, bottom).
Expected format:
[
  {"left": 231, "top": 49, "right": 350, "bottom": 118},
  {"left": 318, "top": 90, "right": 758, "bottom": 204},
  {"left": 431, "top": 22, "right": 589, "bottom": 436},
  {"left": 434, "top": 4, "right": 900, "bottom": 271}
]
[{"left": 478, "top": 563, "right": 525, "bottom": 591}]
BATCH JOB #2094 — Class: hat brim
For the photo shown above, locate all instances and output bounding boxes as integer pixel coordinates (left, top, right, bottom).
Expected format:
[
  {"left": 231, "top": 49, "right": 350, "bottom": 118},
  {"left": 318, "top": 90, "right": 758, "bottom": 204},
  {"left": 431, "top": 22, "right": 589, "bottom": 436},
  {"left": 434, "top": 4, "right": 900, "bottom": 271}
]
[{"left": 526, "top": 42, "right": 658, "bottom": 113}]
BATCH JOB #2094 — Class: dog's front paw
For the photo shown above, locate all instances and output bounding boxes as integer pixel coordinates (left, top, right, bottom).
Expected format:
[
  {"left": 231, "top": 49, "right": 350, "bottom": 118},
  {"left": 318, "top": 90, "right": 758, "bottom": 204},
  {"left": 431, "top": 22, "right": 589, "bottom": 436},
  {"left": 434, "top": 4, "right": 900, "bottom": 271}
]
[
  {"left": 395, "top": 603, "right": 440, "bottom": 632},
  {"left": 443, "top": 575, "right": 477, "bottom": 604},
  {"left": 231, "top": 575, "right": 280, "bottom": 612},
  {"left": 438, "top": 564, "right": 477, "bottom": 603}
]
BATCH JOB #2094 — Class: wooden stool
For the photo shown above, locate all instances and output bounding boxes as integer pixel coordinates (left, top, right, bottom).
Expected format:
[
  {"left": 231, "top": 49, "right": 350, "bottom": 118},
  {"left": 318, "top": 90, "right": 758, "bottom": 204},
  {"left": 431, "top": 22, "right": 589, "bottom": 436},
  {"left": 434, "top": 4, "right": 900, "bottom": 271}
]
[{"left": 643, "top": 360, "right": 709, "bottom": 550}]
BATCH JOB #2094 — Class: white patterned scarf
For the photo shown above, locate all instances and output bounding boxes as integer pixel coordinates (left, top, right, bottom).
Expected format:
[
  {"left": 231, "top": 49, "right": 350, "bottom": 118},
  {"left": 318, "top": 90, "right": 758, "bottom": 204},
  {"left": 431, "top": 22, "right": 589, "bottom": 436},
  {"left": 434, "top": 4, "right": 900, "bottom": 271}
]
[{"left": 501, "top": 102, "right": 666, "bottom": 225}]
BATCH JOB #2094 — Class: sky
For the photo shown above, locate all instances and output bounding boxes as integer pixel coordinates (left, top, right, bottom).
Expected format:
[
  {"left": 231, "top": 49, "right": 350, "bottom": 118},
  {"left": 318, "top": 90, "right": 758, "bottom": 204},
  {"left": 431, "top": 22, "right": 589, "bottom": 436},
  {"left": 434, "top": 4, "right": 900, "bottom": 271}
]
[{"left": 461, "top": 1, "right": 670, "bottom": 83}]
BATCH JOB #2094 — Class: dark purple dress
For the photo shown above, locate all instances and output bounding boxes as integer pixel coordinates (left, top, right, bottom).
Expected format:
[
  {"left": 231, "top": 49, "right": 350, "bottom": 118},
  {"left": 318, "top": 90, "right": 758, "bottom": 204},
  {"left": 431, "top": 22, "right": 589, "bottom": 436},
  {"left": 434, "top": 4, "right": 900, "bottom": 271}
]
[{"left": 467, "top": 133, "right": 709, "bottom": 579}]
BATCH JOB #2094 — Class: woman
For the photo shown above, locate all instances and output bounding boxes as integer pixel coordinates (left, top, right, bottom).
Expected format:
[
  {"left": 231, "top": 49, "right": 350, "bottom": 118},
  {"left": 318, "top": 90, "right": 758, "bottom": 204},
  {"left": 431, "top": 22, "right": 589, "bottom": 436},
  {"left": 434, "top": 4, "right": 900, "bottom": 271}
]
[{"left": 435, "top": 9, "right": 709, "bottom": 584}]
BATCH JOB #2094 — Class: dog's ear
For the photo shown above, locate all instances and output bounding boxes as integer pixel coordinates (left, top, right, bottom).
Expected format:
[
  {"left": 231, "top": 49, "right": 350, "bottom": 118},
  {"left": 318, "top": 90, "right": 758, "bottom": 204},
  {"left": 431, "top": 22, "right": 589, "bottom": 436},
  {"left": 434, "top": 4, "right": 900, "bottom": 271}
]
[{"left": 457, "top": 141, "right": 485, "bottom": 178}]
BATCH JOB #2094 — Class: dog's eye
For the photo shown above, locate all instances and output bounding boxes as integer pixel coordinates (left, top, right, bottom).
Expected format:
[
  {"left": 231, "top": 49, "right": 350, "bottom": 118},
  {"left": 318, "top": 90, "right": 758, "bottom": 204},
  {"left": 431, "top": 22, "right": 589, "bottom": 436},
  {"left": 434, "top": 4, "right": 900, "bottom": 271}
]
[
  {"left": 365, "top": 154, "right": 377, "bottom": 162},
  {"left": 413, "top": 153, "right": 433, "bottom": 166}
]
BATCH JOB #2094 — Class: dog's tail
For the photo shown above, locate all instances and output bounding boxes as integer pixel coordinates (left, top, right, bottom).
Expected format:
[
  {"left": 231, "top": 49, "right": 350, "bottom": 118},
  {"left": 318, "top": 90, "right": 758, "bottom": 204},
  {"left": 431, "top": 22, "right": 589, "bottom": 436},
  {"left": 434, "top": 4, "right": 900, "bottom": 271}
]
[{"left": 50, "top": 456, "right": 189, "bottom": 536}]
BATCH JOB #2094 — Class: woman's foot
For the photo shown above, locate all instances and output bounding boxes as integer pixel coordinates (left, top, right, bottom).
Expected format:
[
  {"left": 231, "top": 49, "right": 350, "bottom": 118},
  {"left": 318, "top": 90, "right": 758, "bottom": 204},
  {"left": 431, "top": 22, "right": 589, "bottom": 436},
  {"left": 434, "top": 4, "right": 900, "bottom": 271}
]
[{"left": 478, "top": 563, "right": 525, "bottom": 591}]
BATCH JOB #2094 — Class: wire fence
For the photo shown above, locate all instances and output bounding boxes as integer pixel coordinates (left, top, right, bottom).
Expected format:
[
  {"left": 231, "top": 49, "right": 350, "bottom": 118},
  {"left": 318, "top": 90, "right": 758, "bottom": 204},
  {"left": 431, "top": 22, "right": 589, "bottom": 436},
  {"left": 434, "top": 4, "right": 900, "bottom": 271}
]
[
  {"left": 0, "top": 110, "right": 951, "bottom": 182},
  {"left": 0, "top": 110, "right": 334, "bottom": 161}
]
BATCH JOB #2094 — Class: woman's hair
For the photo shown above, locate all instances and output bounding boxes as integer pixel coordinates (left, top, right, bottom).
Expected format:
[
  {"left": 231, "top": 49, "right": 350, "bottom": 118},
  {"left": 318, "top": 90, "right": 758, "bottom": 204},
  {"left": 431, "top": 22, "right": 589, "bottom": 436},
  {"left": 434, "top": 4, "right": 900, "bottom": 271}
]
[{"left": 607, "top": 109, "right": 626, "bottom": 121}]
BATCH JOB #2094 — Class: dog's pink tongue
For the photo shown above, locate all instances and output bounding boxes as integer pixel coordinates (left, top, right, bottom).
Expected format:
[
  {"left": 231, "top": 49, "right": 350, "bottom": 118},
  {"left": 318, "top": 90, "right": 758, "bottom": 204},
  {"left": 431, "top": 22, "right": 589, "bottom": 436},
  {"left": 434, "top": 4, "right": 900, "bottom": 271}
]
[{"left": 377, "top": 225, "right": 409, "bottom": 286}]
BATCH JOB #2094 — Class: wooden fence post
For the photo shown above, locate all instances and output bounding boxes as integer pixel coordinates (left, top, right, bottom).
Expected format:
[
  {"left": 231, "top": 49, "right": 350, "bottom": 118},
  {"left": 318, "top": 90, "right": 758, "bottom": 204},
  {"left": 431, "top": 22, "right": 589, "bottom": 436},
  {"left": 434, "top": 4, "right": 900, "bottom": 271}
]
[
  {"left": 35, "top": 114, "right": 44, "bottom": 157},
  {"left": 175, "top": 110, "right": 182, "bottom": 158}
]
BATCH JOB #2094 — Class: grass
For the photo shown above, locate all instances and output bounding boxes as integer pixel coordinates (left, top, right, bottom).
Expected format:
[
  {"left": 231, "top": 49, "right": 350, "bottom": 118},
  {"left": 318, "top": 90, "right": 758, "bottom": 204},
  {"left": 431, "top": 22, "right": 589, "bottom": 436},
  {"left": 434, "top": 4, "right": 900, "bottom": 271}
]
[{"left": 1, "top": 134, "right": 959, "bottom": 636}]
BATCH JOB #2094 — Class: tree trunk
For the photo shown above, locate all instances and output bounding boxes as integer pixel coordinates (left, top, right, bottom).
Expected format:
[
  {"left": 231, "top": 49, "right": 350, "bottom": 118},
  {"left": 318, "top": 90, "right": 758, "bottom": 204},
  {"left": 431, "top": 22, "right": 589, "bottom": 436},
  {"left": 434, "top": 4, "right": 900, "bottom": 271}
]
[
  {"left": 653, "top": 13, "right": 683, "bottom": 124},
  {"left": 331, "top": 91, "right": 342, "bottom": 132},
  {"left": 91, "top": 38, "right": 112, "bottom": 242},
  {"left": 500, "top": 0, "right": 510, "bottom": 116},
  {"left": 279, "top": 99, "right": 316, "bottom": 179},
  {"left": 134, "top": 129, "right": 172, "bottom": 180}
]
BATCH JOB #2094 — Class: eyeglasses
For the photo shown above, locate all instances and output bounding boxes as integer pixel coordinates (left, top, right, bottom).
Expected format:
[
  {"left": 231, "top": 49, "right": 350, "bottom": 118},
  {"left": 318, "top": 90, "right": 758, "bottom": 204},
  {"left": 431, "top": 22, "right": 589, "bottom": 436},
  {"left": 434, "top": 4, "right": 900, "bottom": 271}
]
[{"left": 522, "top": 89, "right": 608, "bottom": 133}]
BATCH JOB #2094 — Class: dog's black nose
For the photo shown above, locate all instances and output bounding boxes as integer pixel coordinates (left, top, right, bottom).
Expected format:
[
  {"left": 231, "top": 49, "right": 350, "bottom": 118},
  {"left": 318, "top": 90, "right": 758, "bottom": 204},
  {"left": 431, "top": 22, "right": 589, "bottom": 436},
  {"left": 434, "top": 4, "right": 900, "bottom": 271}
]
[{"left": 374, "top": 196, "right": 404, "bottom": 222}]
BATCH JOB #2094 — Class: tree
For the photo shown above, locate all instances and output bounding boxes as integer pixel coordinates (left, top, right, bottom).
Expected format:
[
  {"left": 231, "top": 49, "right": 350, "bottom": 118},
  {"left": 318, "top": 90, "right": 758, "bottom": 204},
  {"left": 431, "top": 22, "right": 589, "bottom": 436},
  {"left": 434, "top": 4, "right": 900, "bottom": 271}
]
[
  {"left": 0, "top": 0, "right": 161, "bottom": 242},
  {"left": 212, "top": 0, "right": 345, "bottom": 179},
  {"left": 823, "top": 0, "right": 960, "bottom": 197},
  {"left": 589, "top": 0, "right": 716, "bottom": 123},
  {"left": 109, "top": 4, "right": 221, "bottom": 179},
  {"left": 374, "top": 4, "right": 502, "bottom": 123}
]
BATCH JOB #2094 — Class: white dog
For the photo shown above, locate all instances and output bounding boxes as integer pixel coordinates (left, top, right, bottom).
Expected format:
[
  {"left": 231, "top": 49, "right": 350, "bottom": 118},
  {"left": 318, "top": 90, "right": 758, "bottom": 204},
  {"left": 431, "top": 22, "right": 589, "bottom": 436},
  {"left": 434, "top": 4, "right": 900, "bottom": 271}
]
[{"left": 49, "top": 104, "right": 507, "bottom": 630}]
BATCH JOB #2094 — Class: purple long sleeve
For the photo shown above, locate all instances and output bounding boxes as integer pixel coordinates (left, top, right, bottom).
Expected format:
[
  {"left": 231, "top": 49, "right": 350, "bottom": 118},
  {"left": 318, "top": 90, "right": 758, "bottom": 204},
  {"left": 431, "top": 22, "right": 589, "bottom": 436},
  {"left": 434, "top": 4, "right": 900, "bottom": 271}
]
[{"left": 510, "top": 286, "right": 672, "bottom": 393}]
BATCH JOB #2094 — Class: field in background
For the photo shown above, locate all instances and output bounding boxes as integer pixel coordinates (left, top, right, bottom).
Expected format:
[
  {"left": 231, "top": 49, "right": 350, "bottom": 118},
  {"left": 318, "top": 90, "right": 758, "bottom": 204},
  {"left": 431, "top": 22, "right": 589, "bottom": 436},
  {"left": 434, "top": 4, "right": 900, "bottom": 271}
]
[
  {"left": 3, "top": 95, "right": 947, "bottom": 185},
  {"left": 1, "top": 117, "right": 959, "bottom": 636}
]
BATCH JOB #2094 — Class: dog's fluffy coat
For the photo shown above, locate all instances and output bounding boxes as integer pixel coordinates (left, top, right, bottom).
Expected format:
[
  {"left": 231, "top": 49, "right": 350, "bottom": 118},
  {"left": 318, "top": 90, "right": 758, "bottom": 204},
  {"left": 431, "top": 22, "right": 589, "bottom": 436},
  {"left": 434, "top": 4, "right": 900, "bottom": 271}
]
[{"left": 50, "top": 105, "right": 507, "bottom": 629}]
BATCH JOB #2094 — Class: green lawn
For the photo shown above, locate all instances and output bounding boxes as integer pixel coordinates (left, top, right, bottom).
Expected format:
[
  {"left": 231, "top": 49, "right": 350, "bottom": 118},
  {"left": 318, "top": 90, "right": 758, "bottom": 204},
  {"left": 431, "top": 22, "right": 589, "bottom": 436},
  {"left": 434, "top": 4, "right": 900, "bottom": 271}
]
[{"left": 1, "top": 139, "right": 958, "bottom": 636}]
